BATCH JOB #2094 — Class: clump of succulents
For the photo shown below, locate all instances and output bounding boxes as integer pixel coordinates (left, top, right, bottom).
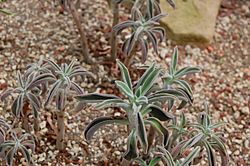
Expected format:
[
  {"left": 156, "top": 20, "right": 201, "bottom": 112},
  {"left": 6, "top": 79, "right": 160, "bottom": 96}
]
[
  {"left": 76, "top": 55, "right": 204, "bottom": 165},
  {"left": 76, "top": 48, "right": 228, "bottom": 165},
  {"left": 0, "top": 58, "right": 90, "bottom": 153},
  {"left": 0, "top": 0, "right": 230, "bottom": 164}
]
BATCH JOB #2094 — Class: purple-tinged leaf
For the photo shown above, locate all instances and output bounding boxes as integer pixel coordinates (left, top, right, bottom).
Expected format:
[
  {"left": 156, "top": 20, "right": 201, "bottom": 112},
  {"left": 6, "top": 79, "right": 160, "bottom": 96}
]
[
  {"left": 75, "top": 93, "right": 120, "bottom": 103},
  {"left": 147, "top": 104, "right": 174, "bottom": 121},
  {"left": 146, "top": 30, "right": 158, "bottom": 54},
  {"left": 84, "top": 117, "right": 128, "bottom": 141},
  {"left": 167, "top": 0, "right": 176, "bottom": 9},
  {"left": 203, "top": 140, "right": 216, "bottom": 166},
  {"left": 45, "top": 80, "right": 61, "bottom": 106},
  {"left": 70, "top": 81, "right": 84, "bottom": 94},
  {"left": 45, "top": 59, "right": 61, "bottom": 71},
  {"left": 180, "top": 147, "right": 200, "bottom": 166},
  {"left": 149, "top": 13, "right": 168, "bottom": 22},
  {"left": 27, "top": 73, "right": 56, "bottom": 89},
  {"left": 126, "top": 32, "right": 136, "bottom": 56},
  {"left": 11, "top": 94, "right": 24, "bottom": 117},
  {"left": 0, "top": 88, "right": 14, "bottom": 101},
  {"left": 171, "top": 140, "right": 187, "bottom": 158},
  {"left": 17, "top": 71, "right": 24, "bottom": 88},
  {"left": 113, "top": 21, "right": 138, "bottom": 35},
  {"left": 151, "top": 27, "right": 166, "bottom": 42},
  {"left": 20, "top": 145, "right": 32, "bottom": 164},
  {"left": 139, "top": 38, "right": 148, "bottom": 63},
  {"left": 69, "top": 69, "right": 90, "bottom": 78}
]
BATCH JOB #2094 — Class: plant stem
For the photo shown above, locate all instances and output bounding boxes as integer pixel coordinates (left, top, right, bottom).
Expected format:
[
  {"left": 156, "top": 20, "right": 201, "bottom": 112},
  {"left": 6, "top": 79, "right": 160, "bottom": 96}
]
[
  {"left": 124, "top": 43, "right": 138, "bottom": 67},
  {"left": 68, "top": 1, "right": 92, "bottom": 64},
  {"left": 121, "top": 158, "right": 130, "bottom": 166},
  {"left": 56, "top": 110, "right": 65, "bottom": 150},
  {"left": 22, "top": 102, "right": 30, "bottom": 132},
  {"left": 110, "top": 1, "right": 119, "bottom": 61},
  {"left": 34, "top": 117, "right": 40, "bottom": 133}
]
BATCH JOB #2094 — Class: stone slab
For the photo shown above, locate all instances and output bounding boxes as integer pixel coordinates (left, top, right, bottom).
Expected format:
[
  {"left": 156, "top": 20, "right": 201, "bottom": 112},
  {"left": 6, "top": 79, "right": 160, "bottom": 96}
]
[{"left": 160, "top": 0, "right": 222, "bottom": 44}]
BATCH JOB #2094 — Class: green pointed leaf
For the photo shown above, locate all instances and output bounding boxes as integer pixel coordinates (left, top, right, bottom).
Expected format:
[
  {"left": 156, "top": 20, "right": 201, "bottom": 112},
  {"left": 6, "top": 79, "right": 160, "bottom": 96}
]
[
  {"left": 182, "top": 133, "right": 204, "bottom": 151},
  {"left": 135, "top": 63, "right": 155, "bottom": 90},
  {"left": 170, "top": 46, "right": 178, "bottom": 75},
  {"left": 136, "top": 112, "right": 148, "bottom": 153},
  {"left": 175, "top": 67, "right": 201, "bottom": 79},
  {"left": 115, "top": 81, "right": 134, "bottom": 99},
  {"left": 177, "top": 100, "right": 188, "bottom": 110},
  {"left": 141, "top": 68, "right": 161, "bottom": 96},
  {"left": 124, "top": 129, "right": 138, "bottom": 161},
  {"left": 149, "top": 156, "right": 161, "bottom": 166},
  {"left": 174, "top": 79, "right": 193, "bottom": 96},
  {"left": 158, "top": 146, "right": 175, "bottom": 166},
  {"left": 136, "top": 96, "right": 148, "bottom": 105},
  {"left": 95, "top": 99, "right": 129, "bottom": 109},
  {"left": 210, "top": 121, "right": 226, "bottom": 130},
  {"left": 135, "top": 86, "right": 142, "bottom": 97},
  {"left": 117, "top": 60, "right": 132, "bottom": 89},
  {"left": 203, "top": 140, "right": 216, "bottom": 166},
  {"left": 180, "top": 112, "right": 186, "bottom": 127},
  {"left": 145, "top": 117, "right": 169, "bottom": 146}
]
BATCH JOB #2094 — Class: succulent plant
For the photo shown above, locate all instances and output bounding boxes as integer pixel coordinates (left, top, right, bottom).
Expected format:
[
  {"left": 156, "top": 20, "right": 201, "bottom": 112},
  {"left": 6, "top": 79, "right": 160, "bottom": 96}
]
[
  {"left": 186, "top": 105, "right": 228, "bottom": 165},
  {"left": 44, "top": 59, "right": 90, "bottom": 150},
  {"left": 168, "top": 104, "right": 229, "bottom": 166},
  {"left": 0, "top": 132, "right": 35, "bottom": 166},
  {"left": 113, "top": 11, "right": 167, "bottom": 66},
  {"left": 76, "top": 60, "right": 190, "bottom": 163},
  {"left": 0, "top": 70, "right": 55, "bottom": 132},
  {"left": 161, "top": 47, "right": 201, "bottom": 111}
]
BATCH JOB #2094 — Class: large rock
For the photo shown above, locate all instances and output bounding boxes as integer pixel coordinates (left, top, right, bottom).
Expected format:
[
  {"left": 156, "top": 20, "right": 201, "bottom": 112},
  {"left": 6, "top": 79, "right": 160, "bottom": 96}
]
[{"left": 160, "top": 0, "right": 222, "bottom": 44}]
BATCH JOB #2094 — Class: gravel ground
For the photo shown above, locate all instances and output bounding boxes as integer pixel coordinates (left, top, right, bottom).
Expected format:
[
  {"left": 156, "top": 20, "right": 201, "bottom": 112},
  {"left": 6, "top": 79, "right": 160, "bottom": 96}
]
[{"left": 0, "top": 0, "right": 249, "bottom": 165}]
